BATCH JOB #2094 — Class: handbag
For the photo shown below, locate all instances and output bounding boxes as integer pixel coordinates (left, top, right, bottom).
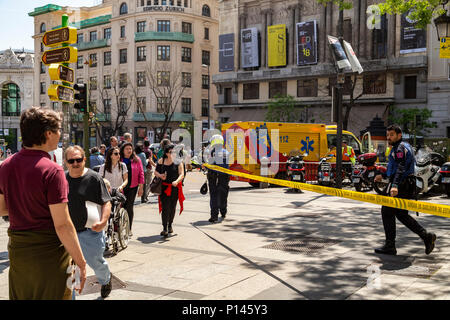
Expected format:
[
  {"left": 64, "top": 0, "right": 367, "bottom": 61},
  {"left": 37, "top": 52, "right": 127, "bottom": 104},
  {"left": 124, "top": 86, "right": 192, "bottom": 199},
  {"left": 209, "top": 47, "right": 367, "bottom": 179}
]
[
  {"left": 150, "top": 176, "right": 162, "bottom": 195},
  {"left": 200, "top": 181, "right": 208, "bottom": 195}
]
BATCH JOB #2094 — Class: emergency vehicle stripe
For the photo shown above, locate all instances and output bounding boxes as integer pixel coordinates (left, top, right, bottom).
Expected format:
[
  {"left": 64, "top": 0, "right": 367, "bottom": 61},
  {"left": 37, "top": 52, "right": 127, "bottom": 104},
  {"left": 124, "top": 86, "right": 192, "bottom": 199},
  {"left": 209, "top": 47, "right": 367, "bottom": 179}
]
[{"left": 204, "top": 164, "right": 450, "bottom": 219}]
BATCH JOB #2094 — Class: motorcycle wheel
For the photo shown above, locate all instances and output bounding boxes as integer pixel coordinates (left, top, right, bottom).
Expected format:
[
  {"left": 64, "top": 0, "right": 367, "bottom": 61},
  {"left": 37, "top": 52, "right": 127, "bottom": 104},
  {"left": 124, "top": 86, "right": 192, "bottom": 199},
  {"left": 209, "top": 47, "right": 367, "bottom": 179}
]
[
  {"left": 354, "top": 182, "right": 362, "bottom": 192},
  {"left": 446, "top": 184, "right": 450, "bottom": 198},
  {"left": 374, "top": 181, "right": 389, "bottom": 195}
]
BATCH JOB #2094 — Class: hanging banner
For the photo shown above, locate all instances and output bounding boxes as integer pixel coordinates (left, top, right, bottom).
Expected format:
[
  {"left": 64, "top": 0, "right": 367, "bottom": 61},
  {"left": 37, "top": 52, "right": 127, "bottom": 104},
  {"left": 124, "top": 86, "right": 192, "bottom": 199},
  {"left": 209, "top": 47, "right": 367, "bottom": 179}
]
[
  {"left": 400, "top": 12, "right": 426, "bottom": 54},
  {"left": 343, "top": 40, "right": 363, "bottom": 73},
  {"left": 219, "top": 33, "right": 235, "bottom": 72},
  {"left": 327, "top": 35, "right": 351, "bottom": 71},
  {"left": 268, "top": 24, "right": 287, "bottom": 67},
  {"left": 241, "top": 27, "right": 259, "bottom": 68},
  {"left": 296, "top": 20, "right": 318, "bottom": 65}
]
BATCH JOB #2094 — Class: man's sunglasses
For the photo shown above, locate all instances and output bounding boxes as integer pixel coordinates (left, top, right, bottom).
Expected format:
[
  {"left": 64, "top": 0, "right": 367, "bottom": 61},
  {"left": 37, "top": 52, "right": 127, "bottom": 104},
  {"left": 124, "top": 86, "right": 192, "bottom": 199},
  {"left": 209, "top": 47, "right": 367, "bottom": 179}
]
[{"left": 67, "top": 158, "right": 83, "bottom": 164}]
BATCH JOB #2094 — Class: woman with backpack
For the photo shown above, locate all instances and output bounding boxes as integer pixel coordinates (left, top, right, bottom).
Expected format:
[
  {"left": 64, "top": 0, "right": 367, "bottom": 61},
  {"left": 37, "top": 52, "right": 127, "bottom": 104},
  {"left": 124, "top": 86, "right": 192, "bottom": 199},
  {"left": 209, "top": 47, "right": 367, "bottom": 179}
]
[{"left": 99, "top": 147, "right": 128, "bottom": 193}]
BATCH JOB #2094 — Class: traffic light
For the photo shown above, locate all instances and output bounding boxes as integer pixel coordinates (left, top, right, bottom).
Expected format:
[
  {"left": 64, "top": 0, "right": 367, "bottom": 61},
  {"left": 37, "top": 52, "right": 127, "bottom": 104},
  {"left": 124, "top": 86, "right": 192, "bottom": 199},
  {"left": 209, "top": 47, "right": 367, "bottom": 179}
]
[{"left": 73, "top": 83, "right": 88, "bottom": 113}]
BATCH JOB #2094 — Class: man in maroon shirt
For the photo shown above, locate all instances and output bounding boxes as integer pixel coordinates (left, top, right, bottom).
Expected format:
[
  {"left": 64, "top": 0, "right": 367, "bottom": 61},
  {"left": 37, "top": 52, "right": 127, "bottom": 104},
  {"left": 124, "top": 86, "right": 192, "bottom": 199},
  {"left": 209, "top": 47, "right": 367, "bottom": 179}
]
[{"left": 0, "top": 107, "right": 86, "bottom": 300}]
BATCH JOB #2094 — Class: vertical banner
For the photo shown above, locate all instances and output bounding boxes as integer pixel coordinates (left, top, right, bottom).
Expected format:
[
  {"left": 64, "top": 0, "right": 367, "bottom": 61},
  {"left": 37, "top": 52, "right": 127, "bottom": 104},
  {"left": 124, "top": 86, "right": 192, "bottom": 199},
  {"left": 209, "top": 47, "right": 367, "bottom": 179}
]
[
  {"left": 241, "top": 27, "right": 259, "bottom": 68},
  {"left": 219, "top": 33, "right": 235, "bottom": 72},
  {"left": 268, "top": 24, "right": 287, "bottom": 67},
  {"left": 296, "top": 20, "right": 318, "bottom": 65},
  {"left": 400, "top": 12, "right": 426, "bottom": 54}
]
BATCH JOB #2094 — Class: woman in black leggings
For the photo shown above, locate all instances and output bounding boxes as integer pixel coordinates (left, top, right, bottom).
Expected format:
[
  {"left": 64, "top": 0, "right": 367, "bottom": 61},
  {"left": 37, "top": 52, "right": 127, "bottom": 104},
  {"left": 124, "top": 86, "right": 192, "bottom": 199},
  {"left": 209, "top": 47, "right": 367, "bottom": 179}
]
[{"left": 154, "top": 144, "right": 185, "bottom": 237}]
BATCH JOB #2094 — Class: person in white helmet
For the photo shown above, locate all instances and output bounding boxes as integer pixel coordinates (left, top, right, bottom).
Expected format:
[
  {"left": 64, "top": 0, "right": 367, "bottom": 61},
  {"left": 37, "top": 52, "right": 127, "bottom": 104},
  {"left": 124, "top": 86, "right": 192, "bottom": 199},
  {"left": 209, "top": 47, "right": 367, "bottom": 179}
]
[{"left": 205, "top": 135, "right": 230, "bottom": 223}]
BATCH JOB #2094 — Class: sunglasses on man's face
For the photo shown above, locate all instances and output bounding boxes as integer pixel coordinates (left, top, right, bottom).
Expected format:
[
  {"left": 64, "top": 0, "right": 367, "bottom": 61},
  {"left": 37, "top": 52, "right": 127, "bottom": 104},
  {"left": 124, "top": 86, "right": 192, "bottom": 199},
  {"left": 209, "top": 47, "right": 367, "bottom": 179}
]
[{"left": 67, "top": 158, "right": 84, "bottom": 164}]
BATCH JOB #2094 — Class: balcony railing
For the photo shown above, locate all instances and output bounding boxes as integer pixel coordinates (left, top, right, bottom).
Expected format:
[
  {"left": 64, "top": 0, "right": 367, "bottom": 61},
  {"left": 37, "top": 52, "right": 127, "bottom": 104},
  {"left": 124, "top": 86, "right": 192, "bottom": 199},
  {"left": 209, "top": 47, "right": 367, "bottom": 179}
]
[
  {"left": 72, "top": 113, "right": 110, "bottom": 122},
  {"left": 75, "top": 39, "right": 111, "bottom": 51},
  {"left": 133, "top": 112, "right": 193, "bottom": 122},
  {"left": 135, "top": 31, "right": 194, "bottom": 43}
]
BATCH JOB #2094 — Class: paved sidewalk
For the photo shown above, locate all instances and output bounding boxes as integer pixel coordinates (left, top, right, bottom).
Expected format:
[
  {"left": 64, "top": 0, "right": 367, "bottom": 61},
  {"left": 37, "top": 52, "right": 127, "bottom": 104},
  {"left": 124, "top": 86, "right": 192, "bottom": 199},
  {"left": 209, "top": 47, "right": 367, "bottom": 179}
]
[{"left": 1, "top": 171, "right": 450, "bottom": 300}]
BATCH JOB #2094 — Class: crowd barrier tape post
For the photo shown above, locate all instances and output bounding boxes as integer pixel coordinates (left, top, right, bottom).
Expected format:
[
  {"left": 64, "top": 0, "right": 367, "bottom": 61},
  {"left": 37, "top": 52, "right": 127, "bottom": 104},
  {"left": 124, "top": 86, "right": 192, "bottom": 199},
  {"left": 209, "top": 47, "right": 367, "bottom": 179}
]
[{"left": 203, "top": 164, "right": 450, "bottom": 219}]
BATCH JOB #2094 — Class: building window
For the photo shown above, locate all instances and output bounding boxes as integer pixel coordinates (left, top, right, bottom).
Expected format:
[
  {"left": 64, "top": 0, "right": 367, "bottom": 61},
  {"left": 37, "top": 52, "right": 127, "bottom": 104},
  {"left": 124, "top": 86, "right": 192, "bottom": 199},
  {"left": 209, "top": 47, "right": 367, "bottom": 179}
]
[
  {"left": 1, "top": 83, "right": 21, "bottom": 116},
  {"left": 404, "top": 75, "right": 417, "bottom": 99},
  {"left": 202, "top": 75, "right": 210, "bottom": 89},
  {"left": 181, "top": 47, "right": 192, "bottom": 62},
  {"left": 119, "top": 73, "right": 128, "bottom": 88},
  {"left": 182, "top": 22, "right": 192, "bottom": 34},
  {"left": 201, "top": 99, "right": 209, "bottom": 116},
  {"left": 157, "top": 45, "right": 170, "bottom": 61},
  {"left": 202, "top": 4, "right": 211, "bottom": 17},
  {"left": 103, "top": 98, "right": 111, "bottom": 114},
  {"left": 157, "top": 71, "right": 170, "bottom": 86},
  {"left": 181, "top": 98, "right": 191, "bottom": 113},
  {"left": 157, "top": 20, "right": 170, "bottom": 32},
  {"left": 120, "top": 48, "right": 127, "bottom": 64},
  {"left": 136, "top": 97, "right": 146, "bottom": 113},
  {"left": 103, "top": 75, "right": 111, "bottom": 89},
  {"left": 297, "top": 79, "right": 318, "bottom": 97},
  {"left": 202, "top": 50, "right": 210, "bottom": 65},
  {"left": 182, "top": 72, "right": 191, "bottom": 87},
  {"left": 157, "top": 97, "right": 169, "bottom": 113},
  {"left": 120, "top": 2, "right": 128, "bottom": 15},
  {"left": 363, "top": 74, "right": 386, "bottom": 94},
  {"left": 343, "top": 19, "right": 352, "bottom": 43},
  {"left": 120, "top": 25, "right": 126, "bottom": 38},
  {"left": 243, "top": 83, "right": 259, "bottom": 100},
  {"left": 104, "top": 28, "right": 111, "bottom": 40},
  {"left": 77, "top": 56, "right": 83, "bottom": 69},
  {"left": 90, "top": 31, "right": 97, "bottom": 42},
  {"left": 372, "top": 14, "right": 387, "bottom": 59},
  {"left": 119, "top": 98, "right": 128, "bottom": 115},
  {"left": 204, "top": 27, "right": 209, "bottom": 40},
  {"left": 184, "top": 0, "right": 188, "bottom": 7},
  {"left": 77, "top": 33, "right": 84, "bottom": 43},
  {"left": 89, "top": 53, "right": 97, "bottom": 67},
  {"left": 40, "top": 23, "right": 46, "bottom": 33},
  {"left": 137, "top": 46, "right": 146, "bottom": 61},
  {"left": 137, "top": 21, "right": 146, "bottom": 33},
  {"left": 40, "top": 82, "right": 45, "bottom": 94},
  {"left": 161, "top": 0, "right": 167, "bottom": 5},
  {"left": 40, "top": 62, "right": 45, "bottom": 74},
  {"left": 269, "top": 81, "right": 287, "bottom": 98},
  {"left": 154, "top": 0, "right": 159, "bottom": 4},
  {"left": 90, "top": 77, "right": 97, "bottom": 90},
  {"left": 137, "top": 72, "right": 146, "bottom": 87},
  {"left": 104, "top": 51, "right": 111, "bottom": 65}
]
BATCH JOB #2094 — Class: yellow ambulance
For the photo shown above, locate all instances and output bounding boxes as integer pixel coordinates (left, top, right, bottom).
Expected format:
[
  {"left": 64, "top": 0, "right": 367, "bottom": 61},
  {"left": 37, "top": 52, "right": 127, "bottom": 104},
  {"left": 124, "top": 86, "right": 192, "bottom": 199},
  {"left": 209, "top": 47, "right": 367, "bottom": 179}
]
[{"left": 221, "top": 121, "right": 364, "bottom": 186}]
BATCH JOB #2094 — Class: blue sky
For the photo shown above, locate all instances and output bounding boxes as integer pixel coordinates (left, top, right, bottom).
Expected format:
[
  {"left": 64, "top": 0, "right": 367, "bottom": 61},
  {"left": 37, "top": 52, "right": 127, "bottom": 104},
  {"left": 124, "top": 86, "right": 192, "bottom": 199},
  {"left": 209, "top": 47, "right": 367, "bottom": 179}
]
[{"left": 0, "top": 0, "right": 98, "bottom": 50}]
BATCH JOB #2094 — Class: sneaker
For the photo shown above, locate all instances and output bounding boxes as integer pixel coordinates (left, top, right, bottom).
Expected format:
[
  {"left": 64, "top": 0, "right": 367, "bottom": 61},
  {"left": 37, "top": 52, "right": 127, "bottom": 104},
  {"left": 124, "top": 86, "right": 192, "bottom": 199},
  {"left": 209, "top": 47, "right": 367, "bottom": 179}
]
[
  {"left": 208, "top": 217, "right": 218, "bottom": 223},
  {"left": 101, "top": 275, "right": 112, "bottom": 298},
  {"left": 424, "top": 232, "right": 437, "bottom": 255},
  {"left": 374, "top": 241, "right": 397, "bottom": 255}
]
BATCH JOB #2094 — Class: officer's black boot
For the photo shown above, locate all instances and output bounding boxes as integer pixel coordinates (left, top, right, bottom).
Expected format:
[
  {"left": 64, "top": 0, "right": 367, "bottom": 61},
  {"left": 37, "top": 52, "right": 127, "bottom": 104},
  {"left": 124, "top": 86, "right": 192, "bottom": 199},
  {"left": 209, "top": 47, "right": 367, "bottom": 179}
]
[
  {"left": 374, "top": 240, "right": 397, "bottom": 255},
  {"left": 420, "top": 231, "right": 437, "bottom": 255}
]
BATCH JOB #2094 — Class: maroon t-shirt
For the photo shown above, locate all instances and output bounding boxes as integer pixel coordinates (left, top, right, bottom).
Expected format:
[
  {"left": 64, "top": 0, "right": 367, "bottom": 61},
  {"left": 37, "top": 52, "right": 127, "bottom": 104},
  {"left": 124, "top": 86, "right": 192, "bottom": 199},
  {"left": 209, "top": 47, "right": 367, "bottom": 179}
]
[{"left": 0, "top": 148, "right": 68, "bottom": 231}]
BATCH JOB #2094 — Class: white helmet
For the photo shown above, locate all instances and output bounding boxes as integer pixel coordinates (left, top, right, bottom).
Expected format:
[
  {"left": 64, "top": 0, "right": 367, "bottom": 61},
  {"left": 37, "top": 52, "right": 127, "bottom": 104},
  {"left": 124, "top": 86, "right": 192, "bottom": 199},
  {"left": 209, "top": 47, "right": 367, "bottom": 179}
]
[{"left": 209, "top": 134, "right": 224, "bottom": 147}]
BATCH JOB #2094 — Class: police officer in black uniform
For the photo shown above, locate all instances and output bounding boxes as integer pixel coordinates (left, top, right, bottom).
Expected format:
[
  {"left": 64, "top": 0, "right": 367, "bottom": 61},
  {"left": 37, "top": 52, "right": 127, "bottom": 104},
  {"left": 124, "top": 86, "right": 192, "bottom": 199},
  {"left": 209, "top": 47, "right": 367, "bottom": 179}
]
[
  {"left": 206, "top": 135, "right": 230, "bottom": 223},
  {"left": 374, "top": 125, "right": 436, "bottom": 255}
]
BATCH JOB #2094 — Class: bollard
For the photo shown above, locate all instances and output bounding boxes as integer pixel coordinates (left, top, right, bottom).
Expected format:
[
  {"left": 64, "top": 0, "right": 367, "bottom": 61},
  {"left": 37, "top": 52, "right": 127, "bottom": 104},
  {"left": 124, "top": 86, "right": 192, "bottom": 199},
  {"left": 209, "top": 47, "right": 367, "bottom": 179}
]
[{"left": 260, "top": 156, "right": 270, "bottom": 188}]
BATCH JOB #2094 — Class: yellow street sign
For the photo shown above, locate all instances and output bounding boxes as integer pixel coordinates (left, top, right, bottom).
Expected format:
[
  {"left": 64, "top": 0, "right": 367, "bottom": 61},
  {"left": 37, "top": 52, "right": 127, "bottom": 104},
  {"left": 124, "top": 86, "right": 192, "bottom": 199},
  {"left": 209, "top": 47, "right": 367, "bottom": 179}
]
[
  {"left": 49, "top": 64, "right": 74, "bottom": 83},
  {"left": 42, "top": 46, "right": 77, "bottom": 65},
  {"left": 440, "top": 37, "right": 450, "bottom": 58},
  {"left": 48, "top": 84, "right": 74, "bottom": 103},
  {"left": 42, "top": 26, "right": 77, "bottom": 47}
]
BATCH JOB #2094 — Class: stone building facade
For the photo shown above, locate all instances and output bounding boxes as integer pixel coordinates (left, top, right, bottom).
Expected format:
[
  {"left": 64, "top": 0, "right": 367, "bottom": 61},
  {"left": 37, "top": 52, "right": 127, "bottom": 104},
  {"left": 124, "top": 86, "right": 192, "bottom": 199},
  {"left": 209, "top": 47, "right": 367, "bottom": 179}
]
[
  {"left": 0, "top": 49, "right": 34, "bottom": 152},
  {"left": 29, "top": 0, "right": 219, "bottom": 146},
  {"left": 213, "top": 0, "right": 429, "bottom": 137}
]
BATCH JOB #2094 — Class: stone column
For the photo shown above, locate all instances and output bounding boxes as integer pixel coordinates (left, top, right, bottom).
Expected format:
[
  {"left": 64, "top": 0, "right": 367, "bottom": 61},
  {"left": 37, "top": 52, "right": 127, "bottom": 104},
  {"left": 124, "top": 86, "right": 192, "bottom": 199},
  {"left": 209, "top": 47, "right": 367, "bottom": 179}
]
[
  {"left": 359, "top": 0, "right": 367, "bottom": 59},
  {"left": 387, "top": 14, "right": 396, "bottom": 58},
  {"left": 261, "top": 10, "right": 268, "bottom": 68},
  {"left": 288, "top": 5, "right": 296, "bottom": 66},
  {"left": 326, "top": 2, "right": 333, "bottom": 62},
  {"left": 352, "top": 0, "right": 360, "bottom": 55},
  {"left": 320, "top": 5, "right": 326, "bottom": 62}
]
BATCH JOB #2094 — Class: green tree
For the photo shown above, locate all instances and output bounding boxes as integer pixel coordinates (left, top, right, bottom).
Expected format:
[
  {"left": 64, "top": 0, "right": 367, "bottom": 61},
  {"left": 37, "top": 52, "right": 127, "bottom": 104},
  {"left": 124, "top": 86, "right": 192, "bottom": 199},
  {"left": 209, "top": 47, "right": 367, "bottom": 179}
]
[{"left": 265, "top": 95, "right": 306, "bottom": 122}]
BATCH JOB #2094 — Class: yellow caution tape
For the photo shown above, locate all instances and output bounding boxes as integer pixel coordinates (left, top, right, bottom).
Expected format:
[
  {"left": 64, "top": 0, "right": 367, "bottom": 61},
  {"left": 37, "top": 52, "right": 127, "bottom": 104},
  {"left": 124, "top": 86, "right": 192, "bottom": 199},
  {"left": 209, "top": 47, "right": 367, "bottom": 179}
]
[{"left": 204, "top": 164, "right": 450, "bottom": 219}]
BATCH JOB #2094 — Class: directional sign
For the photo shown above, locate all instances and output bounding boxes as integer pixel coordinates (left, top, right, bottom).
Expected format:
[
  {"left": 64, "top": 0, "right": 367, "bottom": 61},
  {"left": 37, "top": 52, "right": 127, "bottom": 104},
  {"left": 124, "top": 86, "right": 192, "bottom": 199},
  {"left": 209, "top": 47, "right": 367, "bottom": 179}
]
[
  {"left": 42, "top": 26, "right": 77, "bottom": 47},
  {"left": 49, "top": 64, "right": 74, "bottom": 83},
  {"left": 440, "top": 37, "right": 450, "bottom": 59},
  {"left": 41, "top": 46, "right": 77, "bottom": 65},
  {"left": 48, "top": 84, "right": 74, "bottom": 103}
]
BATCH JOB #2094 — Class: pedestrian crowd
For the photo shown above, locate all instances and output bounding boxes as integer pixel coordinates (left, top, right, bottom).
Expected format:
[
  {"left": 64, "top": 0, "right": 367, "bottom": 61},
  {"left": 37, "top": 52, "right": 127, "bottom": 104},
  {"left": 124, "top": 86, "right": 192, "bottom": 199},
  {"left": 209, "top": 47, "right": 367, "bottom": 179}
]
[{"left": 0, "top": 107, "right": 438, "bottom": 300}]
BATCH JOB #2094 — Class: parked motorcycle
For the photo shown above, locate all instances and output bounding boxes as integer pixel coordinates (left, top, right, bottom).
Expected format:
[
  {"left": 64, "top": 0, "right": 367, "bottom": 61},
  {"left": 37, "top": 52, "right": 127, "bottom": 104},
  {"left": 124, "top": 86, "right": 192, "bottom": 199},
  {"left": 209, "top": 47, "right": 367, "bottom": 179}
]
[
  {"left": 317, "top": 155, "right": 353, "bottom": 187},
  {"left": 352, "top": 153, "right": 388, "bottom": 194},
  {"left": 414, "top": 150, "right": 445, "bottom": 195},
  {"left": 287, "top": 153, "right": 307, "bottom": 192},
  {"left": 440, "top": 162, "right": 450, "bottom": 197}
]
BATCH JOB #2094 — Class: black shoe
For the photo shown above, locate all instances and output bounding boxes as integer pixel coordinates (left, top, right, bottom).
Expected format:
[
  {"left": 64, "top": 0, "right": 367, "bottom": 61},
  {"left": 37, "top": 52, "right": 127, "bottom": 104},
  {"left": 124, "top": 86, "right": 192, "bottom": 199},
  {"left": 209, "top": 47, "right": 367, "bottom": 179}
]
[
  {"left": 374, "top": 241, "right": 397, "bottom": 255},
  {"left": 168, "top": 225, "right": 173, "bottom": 234},
  {"left": 160, "top": 230, "right": 168, "bottom": 237},
  {"left": 208, "top": 217, "right": 218, "bottom": 223},
  {"left": 221, "top": 213, "right": 226, "bottom": 219},
  {"left": 101, "top": 275, "right": 112, "bottom": 298},
  {"left": 423, "top": 232, "right": 437, "bottom": 255}
]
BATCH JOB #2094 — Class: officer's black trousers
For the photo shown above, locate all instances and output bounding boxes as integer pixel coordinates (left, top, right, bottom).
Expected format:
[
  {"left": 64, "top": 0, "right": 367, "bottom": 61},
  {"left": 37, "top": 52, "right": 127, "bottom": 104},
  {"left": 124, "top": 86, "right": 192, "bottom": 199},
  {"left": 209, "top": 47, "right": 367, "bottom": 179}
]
[
  {"left": 207, "top": 171, "right": 230, "bottom": 218},
  {"left": 381, "top": 185, "right": 426, "bottom": 242}
]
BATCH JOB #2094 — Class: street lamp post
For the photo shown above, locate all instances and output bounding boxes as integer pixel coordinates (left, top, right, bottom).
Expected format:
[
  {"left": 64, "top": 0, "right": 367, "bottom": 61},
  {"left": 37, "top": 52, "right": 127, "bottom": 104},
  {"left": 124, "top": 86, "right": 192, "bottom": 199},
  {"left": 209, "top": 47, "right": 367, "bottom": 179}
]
[
  {"left": 202, "top": 63, "right": 210, "bottom": 129},
  {"left": 434, "top": 9, "right": 450, "bottom": 40}
]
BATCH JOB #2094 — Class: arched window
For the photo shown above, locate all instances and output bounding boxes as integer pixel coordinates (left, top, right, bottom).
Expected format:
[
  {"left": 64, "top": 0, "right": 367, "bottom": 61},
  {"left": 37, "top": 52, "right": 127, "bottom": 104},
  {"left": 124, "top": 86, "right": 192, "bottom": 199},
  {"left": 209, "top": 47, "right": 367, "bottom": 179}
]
[
  {"left": 202, "top": 4, "right": 210, "bottom": 17},
  {"left": 40, "top": 23, "right": 46, "bottom": 33},
  {"left": 1, "top": 83, "right": 21, "bottom": 116},
  {"left": 120, "top": 2, "right": 128, "bottom": 15}
]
